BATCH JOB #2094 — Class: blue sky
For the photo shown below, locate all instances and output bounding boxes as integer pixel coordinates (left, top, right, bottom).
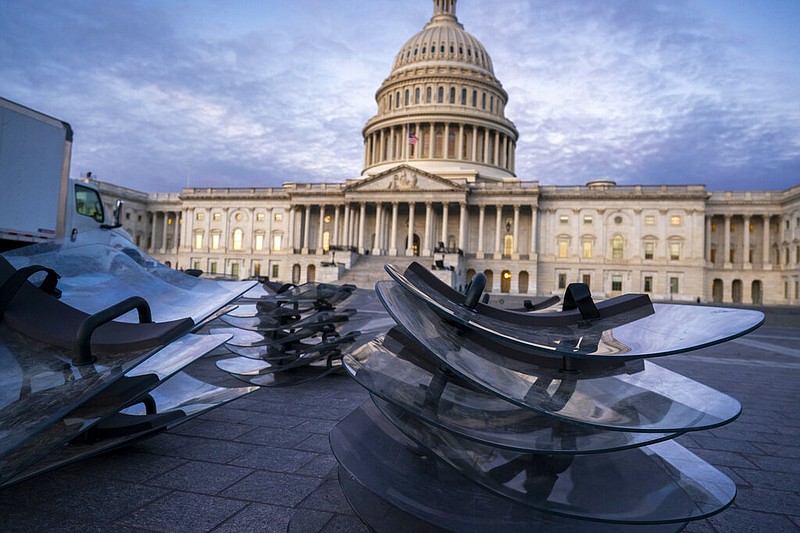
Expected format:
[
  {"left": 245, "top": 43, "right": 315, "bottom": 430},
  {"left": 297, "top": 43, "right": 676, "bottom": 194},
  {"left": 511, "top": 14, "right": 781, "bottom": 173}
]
[{"left": 1, "top": 0, "right": 798, "bottom": 193}]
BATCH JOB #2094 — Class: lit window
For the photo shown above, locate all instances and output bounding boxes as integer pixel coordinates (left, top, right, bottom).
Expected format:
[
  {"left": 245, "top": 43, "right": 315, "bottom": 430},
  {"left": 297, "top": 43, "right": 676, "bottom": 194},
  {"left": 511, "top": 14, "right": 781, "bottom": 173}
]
[
  {"left": 612, "top": 275, "right": 622, "bottom": 292},
  {"left": 582, "top": 241, "right": 592, "bottom": 258},
  {"left": 710, "top": 248, "right": 717, "bottom": 262},
  {"left": 670, "top": 215, "right": 681, "bottom": 226},
  {"left": 209, "top": 261, "right": 217, "bottom": 274},
  {"left": 273, "top": 234, "right": 282, "bottom": 251},
  {"left": 193, "top": 261, "right": 200, "bottom": 271},
  {"left": 711, "top": 222, "right": 716, "bottom": 232},
  {"left": 235, "top": 213, "right": 242, "bottom": 221},
  {"left": 645, "top": 215, "right": 655, "bottom": 226},
  {"left": 582, "top": 274, "right": 591, "bottom": 286},
  {"left": 644, "top": 276, "right": 653, "bottom": 292},
  {"left": 213, "top": 212, "right": 221, "bottom": 221},
  {"left": 167, "top": 217, "right": 173, "bottom": 225},
  {"left": 322, "top": 231, "right": 331, "bottom": 252},
  {"left": 583, "top": 215, "right": 592, "bottom": 224},
  {"left": 211, "top": 233, "right": 220, "bottom": 250},
  {"left": 730, "top": 223, "right": 735, "bottom": 232},
  {"left": 612, "top": 235, "right": 623, "bottom": 259},
  {"left": 232, "top": 229, "right": 243, "bottom": 251},
  {"left": 559, "top": 215, "right": 569, "bottom": 225},
  {"left": 231, "top": 263, "right": 239, "bottom": 277},
  {"left": 255, "top": 234, "right": 264, "bottom": 251},
  {"left": 670, "top": 242, "right": 680, "bottom": 260},
  {"left": 644, "top": 242, "right": 654, "bottom": 260},
  {"left": 194, "top": 233, "right": 203, "bottom": 250},
  {"left": 324, "top": 215, "right": 331, "bottom": 223},
  {"left": 272, "top": 264, "right": 279, "bottom": 279},
  {"left": 256, "top": 212, "right": 265, "bottom": 222},
  {"left": 558, "top": 240, "right": 568, "bottom": 258},
  {"left": 274, "top": 212, "right": 283, "bottom": 222}
]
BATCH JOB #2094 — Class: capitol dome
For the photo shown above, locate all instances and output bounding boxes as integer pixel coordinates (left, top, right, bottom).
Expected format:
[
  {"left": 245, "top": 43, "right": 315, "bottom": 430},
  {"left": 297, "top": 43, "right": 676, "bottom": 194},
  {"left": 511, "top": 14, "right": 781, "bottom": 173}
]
[
  {"left": 392, "top": 1, "right": 494, "bottom": 76},
  {"left": 361, "top": 0, "right": 518, "bottom": 183}
]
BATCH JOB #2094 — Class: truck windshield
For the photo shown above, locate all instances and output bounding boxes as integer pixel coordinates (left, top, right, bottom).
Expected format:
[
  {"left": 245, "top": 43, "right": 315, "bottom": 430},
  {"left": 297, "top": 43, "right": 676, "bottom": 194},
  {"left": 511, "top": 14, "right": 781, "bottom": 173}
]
[{"left": 75, "top": 184, "right": 105, "bottom": 223}]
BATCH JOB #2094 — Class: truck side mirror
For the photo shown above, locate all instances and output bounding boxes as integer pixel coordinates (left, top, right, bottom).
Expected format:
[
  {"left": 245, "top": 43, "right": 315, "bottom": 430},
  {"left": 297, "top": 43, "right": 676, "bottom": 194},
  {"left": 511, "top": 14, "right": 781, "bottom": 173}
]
[{"left": 113, "top": 200, "right": 124, "bottom": 227}]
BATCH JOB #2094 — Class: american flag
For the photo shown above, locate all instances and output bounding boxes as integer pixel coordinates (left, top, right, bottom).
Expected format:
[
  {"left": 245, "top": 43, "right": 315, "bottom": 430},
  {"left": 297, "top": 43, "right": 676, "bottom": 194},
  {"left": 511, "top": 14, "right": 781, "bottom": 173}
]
[{"left": 408, "top": 132, "right": 418, "bottom": 145}]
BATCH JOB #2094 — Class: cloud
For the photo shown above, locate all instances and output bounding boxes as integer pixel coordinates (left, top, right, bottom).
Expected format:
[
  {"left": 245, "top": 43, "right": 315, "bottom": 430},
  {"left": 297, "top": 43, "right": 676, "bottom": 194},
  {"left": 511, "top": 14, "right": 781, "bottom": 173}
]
[{"left": 0, "top": 0, "right": 797, "bottom": 192}]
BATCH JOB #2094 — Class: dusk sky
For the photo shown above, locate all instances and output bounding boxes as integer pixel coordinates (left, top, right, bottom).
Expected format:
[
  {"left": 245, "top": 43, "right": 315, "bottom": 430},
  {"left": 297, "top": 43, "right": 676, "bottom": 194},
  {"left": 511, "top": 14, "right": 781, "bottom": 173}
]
[{"left": 1, "top": 0, "right": 798, "bottom": 193}]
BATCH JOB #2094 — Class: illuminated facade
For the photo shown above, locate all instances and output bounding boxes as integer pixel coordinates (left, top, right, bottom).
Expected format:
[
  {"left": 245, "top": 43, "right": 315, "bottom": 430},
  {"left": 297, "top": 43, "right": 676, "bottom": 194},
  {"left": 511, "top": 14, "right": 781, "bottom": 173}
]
[{"left": 95, "top": 0, "right": 800, "bottom": 305}]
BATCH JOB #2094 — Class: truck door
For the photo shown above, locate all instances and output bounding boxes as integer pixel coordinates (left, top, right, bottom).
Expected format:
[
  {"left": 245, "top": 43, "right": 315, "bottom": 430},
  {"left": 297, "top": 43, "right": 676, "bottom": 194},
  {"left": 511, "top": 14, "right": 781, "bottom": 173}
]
[{"left": 71, "top": 183, "right": 105, "bottom": 238}]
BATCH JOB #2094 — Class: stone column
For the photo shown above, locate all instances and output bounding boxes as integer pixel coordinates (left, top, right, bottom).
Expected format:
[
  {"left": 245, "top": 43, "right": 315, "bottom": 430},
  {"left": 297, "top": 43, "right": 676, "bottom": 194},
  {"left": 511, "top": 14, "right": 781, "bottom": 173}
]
[
  {"left": 457, "top": 124, "right": 464, "bottom": 160},
  {"left": 493, "top": 205, "right": 503, "bottom": 259},
  {"left": 149, "top": 211, "right": 158, "bottom": 251},
  {"left": 160, "top": 212, "right": 168, "bottom": 252},
  {"left": 266, "top": 207, "right": 273, "bottom": 255},
  {"left": 762, "top": 214, "right": 771, "bottom": 268},
  {"left": 743, "top": 215, "right": 751, "bottom": 268},
  {"left": 406, "top": 202, "right": 416, "bottom": 256},
  {"left": 705, "top": 216, "right": 712, "bottom": 262},
  {"left": 422, "top": 202, "right": 433, "bottom": 257},
  {"left": 459, "top": 202, "right": 467, "bottom": 253},
  {"left": 477, "top": 205, "right": 485, "bottom": 259},
  {"left": 358, "top": 203, "right": 366, "bottom": 255},
  {"left": 342, "top": 204, "right": 350, "bottom": 248},
  {"left": 493, "top": 131, "right": 500, "bottom": 166},
  {"left": 372, "top": 203, "right": 383, "bottom": 255},
  {"left": 429, "top": 123, "right": 435, "bottom": 159},
  {"left": 302, "top": 205, "right": 311, "bottom": 254},
  {"left": 287, "top": 207, "right": 295, "bottom": 252},
  {"left": 530, "top": 206, "right": 537, "bottom": 258},
  {"left": 317, "top": 205, "right": 326, "bottom": 254},
  {"left": 512, "top": 204, "right": 520, "bottom": 259},
  {"left": 723, "top": 214, "right": 731, "bottom": 267},
  {"left": 441, "top": 203, "right": 449, "bottom": 248},
  {"left": 471, "top": 128, "right": 478, "bottom": 162},
  {"left": 443, "top": 123, "right": 450, "bottom": 159},
  {"left": 390, "top": 202, "right": 399, "bottom": 256},
  {"left": 483, "top": 129, "right": 490, "bottom": 164},
  {"left": 333, "top": 205, "right": 340, "bottom": 247}
]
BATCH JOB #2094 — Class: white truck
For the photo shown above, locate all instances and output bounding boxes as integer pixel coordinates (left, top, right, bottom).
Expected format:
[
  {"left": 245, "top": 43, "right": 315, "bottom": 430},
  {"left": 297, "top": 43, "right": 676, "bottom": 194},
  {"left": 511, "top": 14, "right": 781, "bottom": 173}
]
[{"left": 0, "top": 97, "right": 121, "bottom": 252}]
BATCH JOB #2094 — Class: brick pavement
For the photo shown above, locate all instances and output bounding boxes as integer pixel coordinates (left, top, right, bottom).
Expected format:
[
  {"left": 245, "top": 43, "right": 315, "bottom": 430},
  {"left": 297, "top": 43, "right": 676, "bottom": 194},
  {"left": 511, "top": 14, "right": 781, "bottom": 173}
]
[{"left": 1, "top": 325, "right": 798, "bottom": 532}]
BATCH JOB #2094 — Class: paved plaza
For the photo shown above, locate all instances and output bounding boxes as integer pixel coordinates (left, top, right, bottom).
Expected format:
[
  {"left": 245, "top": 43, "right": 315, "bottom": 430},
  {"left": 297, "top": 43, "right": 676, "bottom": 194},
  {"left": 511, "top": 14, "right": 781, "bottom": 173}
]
[{"left": 1, "top": 323, "right": 799, "bottom": 532}]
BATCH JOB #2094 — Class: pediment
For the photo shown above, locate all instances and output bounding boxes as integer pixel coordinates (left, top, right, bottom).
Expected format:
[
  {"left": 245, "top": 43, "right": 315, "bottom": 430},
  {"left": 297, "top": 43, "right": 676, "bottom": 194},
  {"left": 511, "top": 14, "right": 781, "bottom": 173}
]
[{"left": 347, "top": 165, "right": 466, "bottom": 193}]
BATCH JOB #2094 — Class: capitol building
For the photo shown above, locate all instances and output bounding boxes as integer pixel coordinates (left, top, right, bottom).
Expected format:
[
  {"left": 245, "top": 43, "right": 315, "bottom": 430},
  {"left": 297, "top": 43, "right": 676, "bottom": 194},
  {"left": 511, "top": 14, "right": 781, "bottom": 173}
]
[{"left": 94, "top": 0, "right": 799, "bottom": 306}]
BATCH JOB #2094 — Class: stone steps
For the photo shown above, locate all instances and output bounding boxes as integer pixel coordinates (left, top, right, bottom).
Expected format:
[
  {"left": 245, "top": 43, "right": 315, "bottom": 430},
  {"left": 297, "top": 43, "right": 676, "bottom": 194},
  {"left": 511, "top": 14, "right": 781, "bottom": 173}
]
[{"left": 336, "top": 255, "right": 423, "bottom": 288}]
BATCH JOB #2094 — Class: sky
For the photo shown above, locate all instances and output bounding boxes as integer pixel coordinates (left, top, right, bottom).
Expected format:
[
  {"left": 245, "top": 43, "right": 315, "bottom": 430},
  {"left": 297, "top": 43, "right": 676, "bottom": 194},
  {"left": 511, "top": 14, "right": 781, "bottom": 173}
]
[{"left": 1, "top": 0, "right": 798, "bottom": 193}]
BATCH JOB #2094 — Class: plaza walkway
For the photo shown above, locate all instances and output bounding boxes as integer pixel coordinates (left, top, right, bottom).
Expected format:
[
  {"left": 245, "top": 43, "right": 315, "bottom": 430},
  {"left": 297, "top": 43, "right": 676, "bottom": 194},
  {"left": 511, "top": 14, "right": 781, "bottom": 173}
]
[{"left": 1, "top": 325, "right": 799, "bottom": 532}]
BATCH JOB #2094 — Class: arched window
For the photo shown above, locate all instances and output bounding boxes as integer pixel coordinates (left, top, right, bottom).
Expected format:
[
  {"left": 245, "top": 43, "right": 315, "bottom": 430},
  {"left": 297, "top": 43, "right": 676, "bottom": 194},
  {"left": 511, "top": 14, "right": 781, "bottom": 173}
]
[
  {"left": 438, "top": 86, "right": 444, "bottom": 103},
  {"left": 322, "top": 231, "right": 330, "bottom": 252},
  {"left": 388, "top": 94, "right": 392, "bottom": 110},
  {"left": 449, "top": 87, "right": 456, "bottom": 104},
  {"left": 612, "top": 235, "right": 624, "bottom": 259},
  {"left": 426, "top": 87, "right": 432, "bottom": 103},
  {"left": 396, "top": 91, "right": 401, "bottom": 107},
  {"left": 405, "top": 89, "right": 410, "bottom": 106},
  {"left": 501, "top": 270, "right": 512, "bottom": 293},
  {"left": 461, "top": 88, "right": 467, "bottom": 105},
  {"left": 518, "top": 271, "right": 529, "bottom": 294},
  {"left": 232, "top": 228, "right": 243, "bottom": 251},
  {"left": 193, "top": 232, "right": 204, "bottom": 250},
  {"left": 415, "top": 87, "right": 420, "bottom": 104},
  {"left": 472, "top": 90, "right": 477, "bottom": 107},
  {"left": 504, "top": 235, "right": 513, "bottom": 256}
]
